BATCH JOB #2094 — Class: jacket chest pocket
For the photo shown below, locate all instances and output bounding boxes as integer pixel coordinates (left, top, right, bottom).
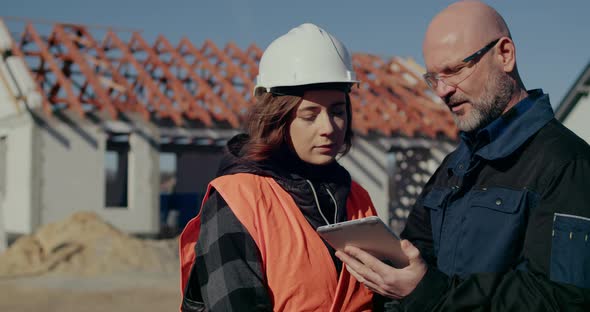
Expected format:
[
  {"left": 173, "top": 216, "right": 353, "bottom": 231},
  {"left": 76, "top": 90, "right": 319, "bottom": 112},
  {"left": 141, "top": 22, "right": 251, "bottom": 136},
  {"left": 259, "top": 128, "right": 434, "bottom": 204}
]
[
  {"left": 422, "top": 188, "right": 451, "bottom": 254},
  {"left": 550, "top": 213, "right": 590, "bottom": 288},
  {"left": 460, "top": 187, "right": 528, "bottom": 273}
]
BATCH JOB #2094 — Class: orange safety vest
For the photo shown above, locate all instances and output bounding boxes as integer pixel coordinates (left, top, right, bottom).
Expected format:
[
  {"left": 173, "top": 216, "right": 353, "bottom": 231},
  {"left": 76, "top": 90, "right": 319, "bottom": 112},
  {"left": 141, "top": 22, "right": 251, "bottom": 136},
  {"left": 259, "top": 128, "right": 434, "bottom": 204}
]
[{"left": 179, "top": 173, "right": 377, "bottom": 311}]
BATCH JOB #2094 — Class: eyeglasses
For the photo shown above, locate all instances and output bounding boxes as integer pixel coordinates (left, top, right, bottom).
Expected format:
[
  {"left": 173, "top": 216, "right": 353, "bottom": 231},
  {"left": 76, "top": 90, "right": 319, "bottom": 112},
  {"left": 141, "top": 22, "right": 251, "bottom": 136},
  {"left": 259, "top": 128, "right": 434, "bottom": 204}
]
[{"left": 423, "top": 38, "right": 500, "bottom": 90}]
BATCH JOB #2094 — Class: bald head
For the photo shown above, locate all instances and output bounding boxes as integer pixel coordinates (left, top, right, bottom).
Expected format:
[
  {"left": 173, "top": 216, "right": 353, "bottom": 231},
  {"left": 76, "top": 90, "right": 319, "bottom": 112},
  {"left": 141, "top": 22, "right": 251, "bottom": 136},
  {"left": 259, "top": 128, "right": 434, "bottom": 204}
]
[
  {"left": 422, "top": 1, "right": 529, "bottom": 132},
  {"left": 423, "top": 1, "right": 511, "bottom": 69}
]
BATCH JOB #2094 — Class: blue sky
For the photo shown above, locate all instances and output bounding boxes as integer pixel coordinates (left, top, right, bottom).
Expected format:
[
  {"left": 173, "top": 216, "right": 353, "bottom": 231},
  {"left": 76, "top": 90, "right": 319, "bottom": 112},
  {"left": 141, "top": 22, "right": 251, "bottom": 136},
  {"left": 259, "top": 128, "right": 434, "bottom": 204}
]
[{"left": 3, "top": 0, "right": 589, "bottom": 107}]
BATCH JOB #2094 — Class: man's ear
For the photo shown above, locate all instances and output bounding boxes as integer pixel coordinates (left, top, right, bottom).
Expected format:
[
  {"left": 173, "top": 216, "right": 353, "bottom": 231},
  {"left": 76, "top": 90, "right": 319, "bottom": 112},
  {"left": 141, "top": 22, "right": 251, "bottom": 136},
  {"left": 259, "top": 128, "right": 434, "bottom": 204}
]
[{"left": 496, "top": 37, "right": 516, "bottom": 73}]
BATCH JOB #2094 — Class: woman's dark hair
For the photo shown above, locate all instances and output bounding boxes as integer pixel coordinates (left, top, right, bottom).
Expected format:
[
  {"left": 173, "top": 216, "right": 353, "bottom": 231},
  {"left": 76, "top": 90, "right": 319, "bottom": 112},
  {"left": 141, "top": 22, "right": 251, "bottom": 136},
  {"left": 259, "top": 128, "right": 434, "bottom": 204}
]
[{"left": 241, "top": 84, "right": 354, "bottom": 162}]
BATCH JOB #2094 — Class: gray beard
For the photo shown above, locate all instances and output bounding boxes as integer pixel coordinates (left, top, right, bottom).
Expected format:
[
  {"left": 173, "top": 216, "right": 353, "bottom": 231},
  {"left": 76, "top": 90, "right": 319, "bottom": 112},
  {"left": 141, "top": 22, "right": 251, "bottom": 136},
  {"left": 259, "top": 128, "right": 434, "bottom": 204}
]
[{"left": 452, "top": 72, "right": 514, "bottom": 133}]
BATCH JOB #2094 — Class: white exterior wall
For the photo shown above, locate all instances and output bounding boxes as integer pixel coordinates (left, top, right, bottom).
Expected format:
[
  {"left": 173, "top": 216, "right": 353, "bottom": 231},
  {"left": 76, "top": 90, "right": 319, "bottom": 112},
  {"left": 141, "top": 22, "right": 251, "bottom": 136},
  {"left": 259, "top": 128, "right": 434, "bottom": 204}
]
[
  {"left": 0, "top": 114, "right": 37, "bottom": 234},
  {"left": 339, "top": 137, "right": 390, "bottom": 220},
  {"left": 39, "top": 116, "right": 105, "bottom": 224},
  {"left": 0, "top": 23, "right": 44, "bottom": 236},
  {"left": 563, "top": 94, "right": 590, "bottom": 144},
  {"left": 38, "top": 115, "right": 160, "bottom": 234},
  {"left": 100, "top": 123, "right": 160, "bottom": 233}
]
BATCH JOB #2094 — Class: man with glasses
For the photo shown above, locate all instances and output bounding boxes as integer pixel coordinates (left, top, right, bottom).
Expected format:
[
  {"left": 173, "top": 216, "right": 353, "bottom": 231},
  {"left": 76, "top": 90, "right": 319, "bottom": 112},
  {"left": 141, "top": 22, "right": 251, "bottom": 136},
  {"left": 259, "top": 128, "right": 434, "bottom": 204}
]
[{"left": 337, "top": 1, "right": 590, "bottom": 310}]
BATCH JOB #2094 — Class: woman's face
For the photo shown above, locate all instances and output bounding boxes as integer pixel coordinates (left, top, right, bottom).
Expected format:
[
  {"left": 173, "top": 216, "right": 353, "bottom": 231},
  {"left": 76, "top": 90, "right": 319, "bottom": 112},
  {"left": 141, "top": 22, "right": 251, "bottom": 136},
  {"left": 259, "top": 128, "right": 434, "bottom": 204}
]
[{"left": 288, "top": 89, "right": 348, "bottom": 166}]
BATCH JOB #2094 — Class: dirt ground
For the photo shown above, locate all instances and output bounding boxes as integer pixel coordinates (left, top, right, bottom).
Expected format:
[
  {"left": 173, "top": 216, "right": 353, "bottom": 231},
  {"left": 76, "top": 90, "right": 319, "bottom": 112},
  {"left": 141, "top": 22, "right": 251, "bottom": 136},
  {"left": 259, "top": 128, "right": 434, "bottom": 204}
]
[
  {"left": 0, "top": 272, "right": 181, "bottom": 312},
  {"left": 0, "top": 212, "right": 184, "bottom": 311}
]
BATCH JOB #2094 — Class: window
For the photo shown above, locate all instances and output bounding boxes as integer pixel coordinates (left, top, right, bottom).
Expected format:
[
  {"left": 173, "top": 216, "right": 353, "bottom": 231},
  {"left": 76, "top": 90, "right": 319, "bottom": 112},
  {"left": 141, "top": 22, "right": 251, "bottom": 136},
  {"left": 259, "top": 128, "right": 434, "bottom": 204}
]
[
  {"left": 159, "top": 152, "right": 177, "bottom": 194},
  {"left": 105, "top": 134, "right": 129, "bottom": 208}
]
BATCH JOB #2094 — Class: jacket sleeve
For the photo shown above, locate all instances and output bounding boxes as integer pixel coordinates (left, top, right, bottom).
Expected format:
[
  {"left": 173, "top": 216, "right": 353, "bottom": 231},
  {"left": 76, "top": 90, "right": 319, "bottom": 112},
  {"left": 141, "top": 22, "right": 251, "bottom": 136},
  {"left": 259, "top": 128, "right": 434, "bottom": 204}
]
[
  {"left": 398, "top": 159, "right": 590, "bottom": 312},
  {"left": 182, "top": 190, "right": 272, "bottom": 312}
]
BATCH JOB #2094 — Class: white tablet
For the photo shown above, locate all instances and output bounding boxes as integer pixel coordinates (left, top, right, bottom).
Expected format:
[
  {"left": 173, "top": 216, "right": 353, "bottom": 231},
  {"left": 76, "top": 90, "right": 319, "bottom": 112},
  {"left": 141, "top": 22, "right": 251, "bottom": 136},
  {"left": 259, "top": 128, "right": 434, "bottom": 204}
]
[{"left": 317, "top": 216, "right": 409, "bottom": 268}]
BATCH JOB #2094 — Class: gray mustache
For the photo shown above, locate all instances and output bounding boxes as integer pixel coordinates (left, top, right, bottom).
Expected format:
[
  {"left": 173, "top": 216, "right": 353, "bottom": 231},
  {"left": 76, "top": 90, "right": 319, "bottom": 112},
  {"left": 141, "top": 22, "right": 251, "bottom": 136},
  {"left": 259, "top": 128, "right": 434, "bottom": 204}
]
[{"left": 446, "top": 94, "right": 469, "bottom": 106}]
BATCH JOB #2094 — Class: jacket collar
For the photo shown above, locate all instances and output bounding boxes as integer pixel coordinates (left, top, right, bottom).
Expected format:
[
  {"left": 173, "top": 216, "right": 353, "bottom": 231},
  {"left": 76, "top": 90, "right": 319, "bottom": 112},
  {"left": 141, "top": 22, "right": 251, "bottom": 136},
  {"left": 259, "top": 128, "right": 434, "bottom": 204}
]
[{"left": 447, "top": 89, "right": 554, "bottom": 174}]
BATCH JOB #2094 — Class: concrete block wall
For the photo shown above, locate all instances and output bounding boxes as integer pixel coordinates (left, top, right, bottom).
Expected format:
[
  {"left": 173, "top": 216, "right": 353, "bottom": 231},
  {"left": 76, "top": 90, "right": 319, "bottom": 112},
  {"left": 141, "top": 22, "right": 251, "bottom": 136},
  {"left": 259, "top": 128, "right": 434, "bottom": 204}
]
[
  {"left": 0, "top": 111, "right": 161, "bottom": 235},
  {"left": 339, "top": 137, "right": 390, "bottom": 220},
  {"left": 38, "top": 114, "right": 106, "bottom": 225},
  {"left": 0, "top": 114, "right": 37, "bottom": 234},
  {"left": 100, "top": 121, "right": 160, "bottom": 233}
]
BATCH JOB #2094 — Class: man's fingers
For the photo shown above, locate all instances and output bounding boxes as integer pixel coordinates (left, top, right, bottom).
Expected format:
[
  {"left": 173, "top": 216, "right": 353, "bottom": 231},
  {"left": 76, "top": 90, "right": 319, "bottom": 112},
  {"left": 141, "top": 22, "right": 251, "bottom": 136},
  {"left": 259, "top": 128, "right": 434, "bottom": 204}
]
[
  {"left": 337, "top": 248, "right": 385, "bottom": 285},
  {"left": 344, "top": 246, "right": 395, "bottom": 276},
  {"left": 401, "top": 240, "right": 419, "bottom": 259},
  {"left": 401, "top": 240, "right": 423, "bottom": 266},
  {"left": 345, "top": 264, "right": 364, "bottom": 283},
  {"left": 346, "top": 265, "right": 383, "bottom": 292},
  {"left": 336, "top": 250, "right": 363, "bottom": 269},
  {"left": 338, "top": 247, "right": 413, "bottom": 299},
  {"left": 359, "top": 278, "right": 383, "bottom": 294},
  {"left": 336, "top": 250, "right": 371, "bottom": 280},
  {"left": 342, "top": 256, "right": 377, "bottom": 286}
]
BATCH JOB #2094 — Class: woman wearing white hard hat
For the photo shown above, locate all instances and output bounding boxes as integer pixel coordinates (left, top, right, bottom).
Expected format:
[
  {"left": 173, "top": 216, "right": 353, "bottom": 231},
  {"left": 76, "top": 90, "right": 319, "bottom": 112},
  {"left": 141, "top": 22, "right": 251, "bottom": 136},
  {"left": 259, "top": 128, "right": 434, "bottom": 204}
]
[{"left": 180, "top": 23, "right": 378, "bottom": 312}]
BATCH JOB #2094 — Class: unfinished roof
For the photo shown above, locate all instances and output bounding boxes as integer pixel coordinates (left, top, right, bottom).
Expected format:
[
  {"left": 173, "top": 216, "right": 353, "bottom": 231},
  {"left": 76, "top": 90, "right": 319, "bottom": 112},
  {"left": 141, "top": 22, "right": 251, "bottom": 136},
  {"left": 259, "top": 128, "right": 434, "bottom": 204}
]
[
  {"left": 555, "top": 61, "right": 590, "bottom": 122},
  {"left": 0, "top": 19, "right": 457, "bottom": 140}
]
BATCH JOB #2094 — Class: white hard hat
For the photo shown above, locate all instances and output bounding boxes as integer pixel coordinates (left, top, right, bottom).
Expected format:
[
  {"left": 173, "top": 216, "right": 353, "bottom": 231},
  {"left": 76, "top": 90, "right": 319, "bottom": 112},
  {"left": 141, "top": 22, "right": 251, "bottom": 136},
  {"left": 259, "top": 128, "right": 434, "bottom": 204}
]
[{"left": 254, "top": 23, "right": 358, "bottom": 95}]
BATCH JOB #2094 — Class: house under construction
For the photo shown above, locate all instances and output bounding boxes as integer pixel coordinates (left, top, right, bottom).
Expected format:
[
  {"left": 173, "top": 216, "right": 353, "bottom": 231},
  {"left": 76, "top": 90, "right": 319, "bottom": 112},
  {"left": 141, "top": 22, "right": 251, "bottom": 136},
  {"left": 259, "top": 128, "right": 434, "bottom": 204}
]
[{"left": 0, "top": 19, "right": 457, "bottom": 239}]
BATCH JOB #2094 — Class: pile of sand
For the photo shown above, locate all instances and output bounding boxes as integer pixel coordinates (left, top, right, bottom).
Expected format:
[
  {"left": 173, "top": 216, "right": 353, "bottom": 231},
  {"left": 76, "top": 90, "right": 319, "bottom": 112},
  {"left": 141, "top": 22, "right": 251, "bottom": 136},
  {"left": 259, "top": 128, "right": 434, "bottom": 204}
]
[{"left": 0, "top": 212, "right": 179, "bottom": 278}]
